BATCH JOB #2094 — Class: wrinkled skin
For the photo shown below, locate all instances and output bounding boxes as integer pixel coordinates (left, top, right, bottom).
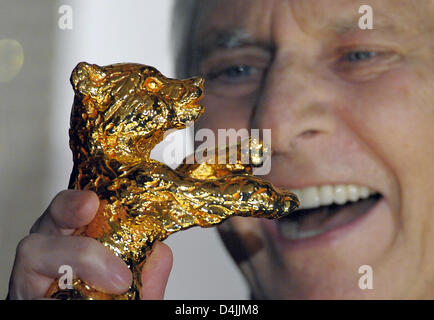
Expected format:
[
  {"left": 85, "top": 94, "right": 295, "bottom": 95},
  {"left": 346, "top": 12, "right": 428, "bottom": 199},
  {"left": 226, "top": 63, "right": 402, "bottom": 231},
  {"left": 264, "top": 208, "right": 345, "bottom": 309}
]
[
  {"left": 7, "top": 0, "right": 434, "bottom": 300},
  {"left": 188, "top": 0, "right": 434, "bottom": 299}
]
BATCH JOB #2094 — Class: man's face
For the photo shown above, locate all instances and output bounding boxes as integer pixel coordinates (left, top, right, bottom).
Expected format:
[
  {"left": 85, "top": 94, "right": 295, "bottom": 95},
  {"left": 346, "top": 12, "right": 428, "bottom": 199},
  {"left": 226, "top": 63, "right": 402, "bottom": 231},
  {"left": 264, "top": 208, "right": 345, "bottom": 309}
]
[{"left": 188, "top": 0, "right": 434, "bottom": 298}]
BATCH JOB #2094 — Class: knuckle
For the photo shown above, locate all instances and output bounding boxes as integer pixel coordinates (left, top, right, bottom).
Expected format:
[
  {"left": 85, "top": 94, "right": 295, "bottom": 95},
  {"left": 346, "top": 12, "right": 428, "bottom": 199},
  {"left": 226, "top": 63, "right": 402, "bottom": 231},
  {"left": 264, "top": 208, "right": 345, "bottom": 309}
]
[
  {"left": 52, "top": 190, "right": 71, "bottom": 206},
  {"left": 29, "top": 216, "right": 43, "bottom": 234},
  {"left": 71, "top": 194, "right": 94, "bottom": 217},
  {"left": 16, "top": 233, "right": 42, "bottom": 258},
  {"left": 50, "top": 190, "right": 97, "bottom": 228},
  {"left": 48, "top": 190, "right": 70, "bottom": 216},
  {"left": 58, "top": 190, "right": 98, "bottom": 221},
  {"left": 55, "top": 189, "right": 71, "bottom": 198},
  {"left": 75, "top": 237, "right": 101, "bottom": 265}
]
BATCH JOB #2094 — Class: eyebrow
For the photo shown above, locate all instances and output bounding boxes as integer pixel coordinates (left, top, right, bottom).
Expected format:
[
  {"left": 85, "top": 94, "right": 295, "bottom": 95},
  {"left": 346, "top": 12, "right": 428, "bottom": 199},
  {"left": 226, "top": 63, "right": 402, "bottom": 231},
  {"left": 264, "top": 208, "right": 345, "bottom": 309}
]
[
  {"left": 194, "top": 18, "right": 402, "bottom": 55},
  {"left": 193, "top": 29, "right": 274, "bottom": 63},
  {"left": 188, "top": 12, "right": 410, "bottom": 73}
]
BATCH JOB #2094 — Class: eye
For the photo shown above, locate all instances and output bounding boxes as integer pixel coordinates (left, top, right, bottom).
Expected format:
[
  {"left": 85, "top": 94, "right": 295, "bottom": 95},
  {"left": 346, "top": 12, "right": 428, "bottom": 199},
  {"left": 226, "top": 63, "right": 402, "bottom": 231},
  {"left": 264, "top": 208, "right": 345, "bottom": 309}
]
[
  {"left": 201, "top": 63, "right": 265, "bottom": 98},
  {"left": 207, "top": 64, "right": 258, "bottom": 83},
  {"left": 144, "top": 77, "right": 163, "bottom": 92},
  {"left": 335, "top": 48, "right": 401, "bottom": 82},
  {"left": 200, "top": 48, "right": 270, "bottom": 98},
  {"left": 342, "top": 51, "right": 377, "bottom": 62}
]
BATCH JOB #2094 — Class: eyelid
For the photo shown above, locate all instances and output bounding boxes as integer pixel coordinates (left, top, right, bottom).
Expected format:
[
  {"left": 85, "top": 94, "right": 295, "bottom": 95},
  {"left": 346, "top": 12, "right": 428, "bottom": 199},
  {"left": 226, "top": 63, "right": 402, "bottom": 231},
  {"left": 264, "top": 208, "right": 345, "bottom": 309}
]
[
  {"left": 200, "top": 56, "right": 269, "bottom": 88},
  {"left": 200, "top": 54, "right": 268, "bottom": 98},
  {"left": 200, "top": 47, "right": 271, "bottom": 71},
  {"left": 333, "top": 49, "right": 402, "bottom": 82},
  {"left": 338, "top": 49, "right": 400, "bottom": 65},
  {"left": 341, "top": 50, "right": 377, "bottom": 62},
  {"left": 206, "top": 64, "right": 258, "bottom": 80},
  {"left": 336, "top": 43, "right": 401, "bottom": 57},
  {"left": 200, "top": 45, "right": 272, "bottom": 61}
]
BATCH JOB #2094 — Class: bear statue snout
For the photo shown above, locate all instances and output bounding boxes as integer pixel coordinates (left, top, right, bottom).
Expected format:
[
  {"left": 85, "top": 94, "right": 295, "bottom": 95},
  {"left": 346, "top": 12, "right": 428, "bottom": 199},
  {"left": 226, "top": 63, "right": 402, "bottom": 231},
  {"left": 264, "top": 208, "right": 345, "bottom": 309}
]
[
  {"left": 189, "top": 77, "right": 204, "bottom": 88},
  {"left": 187, "top": 77, "right": 204, "bottom": 101}
]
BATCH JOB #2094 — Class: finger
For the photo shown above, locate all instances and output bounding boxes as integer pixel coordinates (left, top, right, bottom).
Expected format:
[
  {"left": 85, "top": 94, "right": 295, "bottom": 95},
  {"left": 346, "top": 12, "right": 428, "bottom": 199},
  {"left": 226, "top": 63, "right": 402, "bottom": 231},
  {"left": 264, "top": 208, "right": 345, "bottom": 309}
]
[
  {"left": 140, "top": 241, "right": 173, "bottom": 300},
  {"left": 10, "top": 233, "right": 132, "bottom": 299},
  {"left": 30, "top": 190, "right": 99, "bottom": 235}
]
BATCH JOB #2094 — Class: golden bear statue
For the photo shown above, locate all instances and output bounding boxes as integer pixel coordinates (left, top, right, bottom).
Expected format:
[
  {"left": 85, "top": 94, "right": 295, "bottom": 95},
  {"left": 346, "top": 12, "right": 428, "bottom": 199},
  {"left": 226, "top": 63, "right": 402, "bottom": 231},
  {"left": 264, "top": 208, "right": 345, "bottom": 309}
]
[{"left": 45, "top": 62, "right": 299, "bottom": 299}]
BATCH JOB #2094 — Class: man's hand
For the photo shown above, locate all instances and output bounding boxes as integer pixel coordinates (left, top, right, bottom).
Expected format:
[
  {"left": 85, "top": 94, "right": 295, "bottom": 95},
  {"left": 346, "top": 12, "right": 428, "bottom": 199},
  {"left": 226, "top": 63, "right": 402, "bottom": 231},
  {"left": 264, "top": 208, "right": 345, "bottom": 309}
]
[{"left": 8, "top": 190, "right": 173, "bottom": 300}]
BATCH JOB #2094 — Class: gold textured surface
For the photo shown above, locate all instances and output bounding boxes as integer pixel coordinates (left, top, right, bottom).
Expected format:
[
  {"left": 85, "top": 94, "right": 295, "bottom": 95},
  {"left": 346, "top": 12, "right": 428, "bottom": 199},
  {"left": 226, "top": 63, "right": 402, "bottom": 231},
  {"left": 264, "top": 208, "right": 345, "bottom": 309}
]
[{"left": 45, "top": 62, "right": 299, "bottom": 300}]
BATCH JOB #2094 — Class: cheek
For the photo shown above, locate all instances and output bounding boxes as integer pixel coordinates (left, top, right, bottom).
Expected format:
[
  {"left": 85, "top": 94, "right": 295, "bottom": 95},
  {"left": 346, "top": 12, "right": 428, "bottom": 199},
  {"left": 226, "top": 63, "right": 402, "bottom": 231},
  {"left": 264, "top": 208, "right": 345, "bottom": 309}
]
[
  {"left": 342, "top": 66, "right": 433, "bottom": 176},
  {"left": 341, "top": 66, "right": 434, "bottom": 226},
  {"left": 198, "top": 93, "right": 256, "bottom": 132}
]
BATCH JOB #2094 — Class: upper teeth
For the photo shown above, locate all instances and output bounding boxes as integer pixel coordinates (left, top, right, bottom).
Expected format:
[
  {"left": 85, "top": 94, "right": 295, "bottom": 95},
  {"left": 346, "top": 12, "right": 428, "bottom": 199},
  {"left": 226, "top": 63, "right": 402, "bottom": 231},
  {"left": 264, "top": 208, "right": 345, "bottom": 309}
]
[{"left": 289, "top": 185, "right": 377, "bottom": 210}]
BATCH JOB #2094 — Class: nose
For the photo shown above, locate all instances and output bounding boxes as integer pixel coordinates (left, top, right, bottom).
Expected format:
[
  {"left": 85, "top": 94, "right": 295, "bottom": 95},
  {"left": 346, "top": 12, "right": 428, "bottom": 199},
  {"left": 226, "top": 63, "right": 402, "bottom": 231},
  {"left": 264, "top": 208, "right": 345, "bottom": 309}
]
[{"left": 252, "top": 62, "right": 336, "bottom": 153}]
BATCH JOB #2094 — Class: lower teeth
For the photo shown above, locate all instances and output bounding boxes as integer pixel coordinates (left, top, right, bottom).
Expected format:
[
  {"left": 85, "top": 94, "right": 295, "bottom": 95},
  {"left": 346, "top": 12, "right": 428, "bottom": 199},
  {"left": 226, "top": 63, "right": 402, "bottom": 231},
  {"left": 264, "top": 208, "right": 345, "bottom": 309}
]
[{"left": 280, "top": 224, "right": 324, "bottom": 240}]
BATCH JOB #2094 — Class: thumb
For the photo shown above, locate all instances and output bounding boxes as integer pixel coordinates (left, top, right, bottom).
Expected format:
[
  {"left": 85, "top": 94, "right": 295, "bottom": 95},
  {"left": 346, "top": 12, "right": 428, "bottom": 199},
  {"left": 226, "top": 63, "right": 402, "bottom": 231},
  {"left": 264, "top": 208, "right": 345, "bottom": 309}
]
[{"left": 140, "top": 241, "right": 173, "bottom": 300}]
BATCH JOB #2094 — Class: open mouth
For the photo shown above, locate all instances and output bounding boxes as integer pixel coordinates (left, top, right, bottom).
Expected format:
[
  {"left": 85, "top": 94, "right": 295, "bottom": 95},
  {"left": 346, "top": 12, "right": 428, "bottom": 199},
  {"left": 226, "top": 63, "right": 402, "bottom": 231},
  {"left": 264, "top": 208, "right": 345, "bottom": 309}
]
[
  {"left": 277, "top": 185, "right": 382, "bottom": 240},
  {"left": 184, "top": 88, "right": 204, "bottom": 109}
]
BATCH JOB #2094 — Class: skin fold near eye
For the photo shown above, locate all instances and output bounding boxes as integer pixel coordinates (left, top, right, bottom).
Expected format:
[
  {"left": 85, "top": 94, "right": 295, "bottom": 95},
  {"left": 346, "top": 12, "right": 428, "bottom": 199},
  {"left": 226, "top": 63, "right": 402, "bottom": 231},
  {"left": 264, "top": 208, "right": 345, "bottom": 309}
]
[{"left": 334, "top": 50, "right": 402, "bottom": 81}]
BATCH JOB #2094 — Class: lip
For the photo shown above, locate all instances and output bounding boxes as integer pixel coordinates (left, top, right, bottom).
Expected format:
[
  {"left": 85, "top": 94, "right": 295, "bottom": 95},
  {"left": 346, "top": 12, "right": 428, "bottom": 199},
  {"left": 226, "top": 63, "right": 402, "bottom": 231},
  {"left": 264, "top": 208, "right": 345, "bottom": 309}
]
[{"left": 262, "top": 195, "right": 387, "bottom": 250}]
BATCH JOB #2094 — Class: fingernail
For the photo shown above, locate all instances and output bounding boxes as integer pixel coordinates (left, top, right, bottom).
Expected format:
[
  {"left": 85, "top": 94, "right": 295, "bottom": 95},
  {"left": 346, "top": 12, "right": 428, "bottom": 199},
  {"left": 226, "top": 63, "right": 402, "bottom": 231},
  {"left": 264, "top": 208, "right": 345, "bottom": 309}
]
[{"left": 109, "top": 261, "right": 131, "bottom": 291}]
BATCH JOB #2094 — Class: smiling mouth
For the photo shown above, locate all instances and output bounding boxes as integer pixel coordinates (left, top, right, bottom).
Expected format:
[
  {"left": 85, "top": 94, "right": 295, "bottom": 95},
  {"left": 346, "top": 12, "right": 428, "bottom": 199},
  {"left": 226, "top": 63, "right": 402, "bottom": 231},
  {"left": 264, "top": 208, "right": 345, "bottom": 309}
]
[{"left": 277, "top": 185, "right": 382, "bottom": 240}]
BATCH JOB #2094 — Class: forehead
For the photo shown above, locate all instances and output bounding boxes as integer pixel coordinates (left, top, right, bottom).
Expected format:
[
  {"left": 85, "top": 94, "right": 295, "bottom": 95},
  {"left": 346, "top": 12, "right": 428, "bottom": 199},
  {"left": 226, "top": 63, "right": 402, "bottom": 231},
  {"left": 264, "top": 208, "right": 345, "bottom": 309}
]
[{"left": 193, "top": 0, "right": 432, "bottom": 45}]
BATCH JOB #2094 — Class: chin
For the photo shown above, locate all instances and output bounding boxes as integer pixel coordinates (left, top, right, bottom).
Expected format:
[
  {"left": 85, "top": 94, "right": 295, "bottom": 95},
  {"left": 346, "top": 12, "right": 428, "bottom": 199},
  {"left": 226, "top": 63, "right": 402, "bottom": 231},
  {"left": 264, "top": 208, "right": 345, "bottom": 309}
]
[{"left": 254, "top": 194, "right": 402, "bottom": 299}]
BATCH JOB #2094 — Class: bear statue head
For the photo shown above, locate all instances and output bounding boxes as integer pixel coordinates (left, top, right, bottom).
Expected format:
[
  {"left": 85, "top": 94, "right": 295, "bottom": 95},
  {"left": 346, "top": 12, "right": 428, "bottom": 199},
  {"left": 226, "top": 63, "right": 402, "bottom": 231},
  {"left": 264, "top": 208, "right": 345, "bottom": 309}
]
[{"left": 69, "top": 62, "right": 204, "bottom": 165}]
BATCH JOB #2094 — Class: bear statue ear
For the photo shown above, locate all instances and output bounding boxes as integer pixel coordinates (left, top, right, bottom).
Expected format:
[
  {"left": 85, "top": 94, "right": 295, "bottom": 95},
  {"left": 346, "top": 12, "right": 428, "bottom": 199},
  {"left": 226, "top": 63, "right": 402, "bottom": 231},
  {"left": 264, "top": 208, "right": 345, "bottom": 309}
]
[{"left": 70, "top": 62, "right": 106, "bottom": 96}]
